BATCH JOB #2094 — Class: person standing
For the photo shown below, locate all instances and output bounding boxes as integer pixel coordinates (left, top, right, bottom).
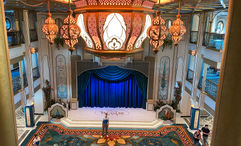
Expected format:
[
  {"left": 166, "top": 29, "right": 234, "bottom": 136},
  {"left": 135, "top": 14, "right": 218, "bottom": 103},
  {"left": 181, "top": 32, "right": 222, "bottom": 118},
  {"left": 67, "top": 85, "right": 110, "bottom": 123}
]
[
  {"left": 102, "top": 112, "right": 109, "bottom": 137},
  {"left": 201, "top": 125, "right": 210, "bottom": 146},
  {"left": 193, "top": 130, "right": 201, "bottom": 146}
]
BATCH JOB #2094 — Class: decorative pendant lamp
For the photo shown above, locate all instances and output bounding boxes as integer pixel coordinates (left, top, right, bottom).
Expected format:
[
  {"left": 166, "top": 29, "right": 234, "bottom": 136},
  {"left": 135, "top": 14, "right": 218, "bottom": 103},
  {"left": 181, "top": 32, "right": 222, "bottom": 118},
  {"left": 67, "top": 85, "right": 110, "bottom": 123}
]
[
  {"left": 169, "top": 0, "right": 186, "bottom": 45},
  {"left": 147, "top": 1, "right": 168, "bottom": 53},
  {"left": 42, "top": 0, "right": 59, "bottom": 44},
  {"left": 60, "top": 0, "right": 81, "bottom": 52}
]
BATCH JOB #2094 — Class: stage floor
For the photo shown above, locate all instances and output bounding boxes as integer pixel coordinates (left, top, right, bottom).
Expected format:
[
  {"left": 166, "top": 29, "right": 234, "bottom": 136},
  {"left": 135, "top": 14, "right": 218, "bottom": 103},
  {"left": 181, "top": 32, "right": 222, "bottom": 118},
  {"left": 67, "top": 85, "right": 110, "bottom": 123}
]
[{"left": 68, "top": 107, "right": 156, "bottom": 122}]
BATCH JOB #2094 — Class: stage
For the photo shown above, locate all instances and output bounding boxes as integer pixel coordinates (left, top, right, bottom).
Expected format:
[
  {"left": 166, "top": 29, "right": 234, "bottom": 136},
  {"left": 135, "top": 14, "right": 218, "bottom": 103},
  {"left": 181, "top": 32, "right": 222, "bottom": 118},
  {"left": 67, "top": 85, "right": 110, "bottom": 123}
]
[
  {"left": 61, "top": 107, "right": 165, "bottom": 129},
  {"left": 68, "top": 107, "right": 156, "bottom": 121}
]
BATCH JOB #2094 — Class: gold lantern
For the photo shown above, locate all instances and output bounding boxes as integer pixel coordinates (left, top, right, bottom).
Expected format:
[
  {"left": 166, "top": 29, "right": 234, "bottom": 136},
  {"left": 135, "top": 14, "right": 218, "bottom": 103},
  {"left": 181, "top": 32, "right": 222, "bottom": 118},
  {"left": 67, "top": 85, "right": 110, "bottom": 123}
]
[
  {"left": 169, "top": 0, "right": 186, "bottom": 45},
  {"left": 60, "top": 0, "right": 81, "bottom": 52},
  {"left": 41, "top": 0, "right": 58, "bottom": 44},
  {"left": 147, "top": 10, "right": 168, "bottom": 53}
]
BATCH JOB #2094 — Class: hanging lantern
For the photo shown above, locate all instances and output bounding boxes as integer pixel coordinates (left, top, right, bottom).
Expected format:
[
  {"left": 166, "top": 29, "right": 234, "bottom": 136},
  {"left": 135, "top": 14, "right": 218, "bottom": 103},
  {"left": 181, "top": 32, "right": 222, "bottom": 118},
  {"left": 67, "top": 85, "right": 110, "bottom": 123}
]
[
  {"left": 73, "top": 0, "right": 155, "bottom": 58},
  {"left": 41, "top": 0, "right": 58, "bottom": 44},
  {"left": 169, "top": 15, "right": 186, "bottom": 45},
  {"left": 147, "top": 10, "right": 168, "bottom": 53},
  {"left": 42, "top": 13, "right": 59, "bottom": 44},
  {"left": 60, "top": 10, "right": 81, "bottom": 52},
  {"left": 169, "top": 0, "right": 186, "bottom": 45}
]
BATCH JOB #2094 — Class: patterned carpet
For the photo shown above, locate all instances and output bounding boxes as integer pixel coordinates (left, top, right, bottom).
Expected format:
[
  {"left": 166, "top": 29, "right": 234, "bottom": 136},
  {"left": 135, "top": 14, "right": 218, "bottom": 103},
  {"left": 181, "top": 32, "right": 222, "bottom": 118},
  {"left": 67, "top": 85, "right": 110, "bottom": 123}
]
[{"left": 21, "top": 122, "right": 193, "bottom": 146}]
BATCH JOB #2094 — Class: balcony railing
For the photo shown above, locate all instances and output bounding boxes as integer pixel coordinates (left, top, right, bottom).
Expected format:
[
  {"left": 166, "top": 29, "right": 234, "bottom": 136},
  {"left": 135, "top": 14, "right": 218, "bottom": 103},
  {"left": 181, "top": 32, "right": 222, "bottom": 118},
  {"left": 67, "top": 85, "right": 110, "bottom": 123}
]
[
  {"left": 203, "top": 32, "right": 225, "bottom": 50},
  {"left": 205, "top": 79, "right": 218, "bottom": 99},
  {"left": 198, "top": 77, "right": 203, "bottom": 89},
  {"left": 186, "top": 69, "right": 194, "bottom": 82},
  {"left": 30, "top": 29, "right": 38, "bottom": 42},
  {"left": 197, "top": 77, "right": 219, "bottom": 99},
  {"left": 12, "top": 77, "right": 21, "bottom": 93},
  {"left": 190, "top": 31, "right": 198, "bottom": 44},
  {"left": 12, "top": 73, "right": 28, "bottom": 93},
  {"left": 7, "top": 31, "right": 25, "bottom": 47},
  {"left": 33, "top": 67, "right": 40, "bottom": 79}
]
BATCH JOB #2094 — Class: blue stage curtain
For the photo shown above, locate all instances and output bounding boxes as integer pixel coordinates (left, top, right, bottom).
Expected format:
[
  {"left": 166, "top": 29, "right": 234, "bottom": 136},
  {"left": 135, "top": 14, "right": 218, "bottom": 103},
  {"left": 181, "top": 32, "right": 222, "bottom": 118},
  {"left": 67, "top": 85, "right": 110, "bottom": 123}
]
[
  {"left": 93, "top": 66, "right": 132, "bottom": 81},
  {"left": 81, "top": 74, "right": 145, "bottom": 108},
  {"left": 77, "top": 66, "right": 147, "bottom": 108},
  {"left": 77, "top": 71, "right": 92, "bottom": 107}
]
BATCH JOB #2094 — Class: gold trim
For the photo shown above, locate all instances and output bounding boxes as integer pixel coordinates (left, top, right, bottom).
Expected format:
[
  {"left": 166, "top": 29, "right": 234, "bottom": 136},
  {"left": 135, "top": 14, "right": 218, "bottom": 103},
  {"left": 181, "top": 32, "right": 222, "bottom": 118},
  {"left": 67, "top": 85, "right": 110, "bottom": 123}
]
[
  {"left": 83, "top": 47, "right": 144, "bottom": 57},
  {"left": 74, "top": 6, "right": 154, "bottom": 14}
]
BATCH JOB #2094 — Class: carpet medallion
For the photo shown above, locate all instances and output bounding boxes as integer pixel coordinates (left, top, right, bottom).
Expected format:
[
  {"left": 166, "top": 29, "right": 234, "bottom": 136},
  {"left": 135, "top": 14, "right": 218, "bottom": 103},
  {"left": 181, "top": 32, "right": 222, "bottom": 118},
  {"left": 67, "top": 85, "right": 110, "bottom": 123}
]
[{"left": 21, "top": 122, "right": 193, "bottom": 146}]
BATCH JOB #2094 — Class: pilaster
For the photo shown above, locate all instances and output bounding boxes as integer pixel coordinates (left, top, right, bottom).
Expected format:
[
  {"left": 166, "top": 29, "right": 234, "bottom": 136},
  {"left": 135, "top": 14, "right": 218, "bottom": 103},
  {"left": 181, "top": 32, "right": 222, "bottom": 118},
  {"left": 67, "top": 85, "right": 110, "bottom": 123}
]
[
  {"left": 22, "top": 10, "right": 34, "bottom": 103},
  {"left": 0, "top": 1, "right": 18, "bottom": 145},
  {"left": 191, "top": 12, "right": 205, "bottom": 106},
  {"left": 211, "top": 0, "right": 241, "bottom": 145}
]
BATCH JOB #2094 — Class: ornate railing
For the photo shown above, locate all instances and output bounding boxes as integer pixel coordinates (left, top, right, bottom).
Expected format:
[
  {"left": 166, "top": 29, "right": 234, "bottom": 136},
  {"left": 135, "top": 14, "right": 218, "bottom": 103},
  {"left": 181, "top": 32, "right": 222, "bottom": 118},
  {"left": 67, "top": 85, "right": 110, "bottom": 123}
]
[
  {"left": 12, "top": 77, "right": 21, "bottom": 93},
  {"left": 12, "top": 74, "right": 28, "bottom": 93},
  {"left": 7, "top": 31, "right": 25, "bottom": 47},
  {"left": 23, "top": 73, "right": 28, "bottom": 87},
  {"left": 198, "top": 77, "right": 202, "bottom": 89},
  {"left": 198, "top": 77, "right": 218, "bottom": 99},
  {"left": 205, "top": 79, "right": 218, "bottom": 98},
  {"left": 190, "top": 31, "right": 198, "bottom": 44},
  {"left": 186, "top": 69, "right": 194, "bottom": 82},
  {"left": 203, "top": 32, "right": 225, "bottom": 50},
  {"left": 33, "top": 67, "right": 40, "bottom": 79}
]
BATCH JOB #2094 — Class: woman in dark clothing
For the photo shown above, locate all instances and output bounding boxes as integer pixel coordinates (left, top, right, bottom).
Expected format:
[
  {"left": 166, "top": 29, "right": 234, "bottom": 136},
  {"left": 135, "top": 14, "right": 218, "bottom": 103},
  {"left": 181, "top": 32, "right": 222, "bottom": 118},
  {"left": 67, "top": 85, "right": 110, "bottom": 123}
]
[{"left": 193, "top": 130, "right": 201, "bottom": 146}]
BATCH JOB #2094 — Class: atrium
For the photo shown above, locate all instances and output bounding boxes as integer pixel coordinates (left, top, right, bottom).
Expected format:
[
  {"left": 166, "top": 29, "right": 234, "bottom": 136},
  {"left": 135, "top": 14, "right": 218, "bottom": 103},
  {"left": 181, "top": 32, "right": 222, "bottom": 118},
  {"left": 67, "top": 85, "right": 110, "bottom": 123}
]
[{"left": 0, "top": 0, "right": 240, "bottom": 146}]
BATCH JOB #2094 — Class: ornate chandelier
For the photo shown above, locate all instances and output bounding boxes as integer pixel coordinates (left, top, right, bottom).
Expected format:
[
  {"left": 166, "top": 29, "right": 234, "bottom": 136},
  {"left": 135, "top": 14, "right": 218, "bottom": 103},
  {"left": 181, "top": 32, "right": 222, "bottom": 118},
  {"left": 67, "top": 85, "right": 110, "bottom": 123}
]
[
  {"left": 60, "top": 10, "right": 81, "bottom": 52},
  {"left": 169, "top": 0, "right": 186, "bottom": 45},
  {"left": 73, "top": 0, "right": 155, "bottom": 57},
  {"left": 147, "top": 10, "right": 168, "bottom": 53},
  {"left": 41, "top": 0, "right": 58, "bottom": 44},
  {"left": 60, "top": 1, "right": 81, "bottom": 52}
]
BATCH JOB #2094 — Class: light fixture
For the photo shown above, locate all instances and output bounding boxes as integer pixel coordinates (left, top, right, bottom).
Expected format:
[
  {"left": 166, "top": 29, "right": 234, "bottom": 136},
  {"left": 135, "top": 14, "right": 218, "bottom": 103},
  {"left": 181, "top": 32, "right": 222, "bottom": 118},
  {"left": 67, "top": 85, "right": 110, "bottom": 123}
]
[
  {"left": 41, "top": 0, "right": 59, "bottom": 44},
  {"left": 169, "top": 0, "right": 186, "bottom": 45},
  {"left": 147, "top": 2, "right": 168, "bottom": 53},
  {"left": 55, "top": 0, "right": 72, "bottom": 3},
  {"left": 155, "top": 0, "right": 174, "bottom": 5},
  {"left": 73, "top": 0, "right": 154, "bottom": 57},
  {"left": 60, "top": 0, "right": 81, "bottom": 52}
]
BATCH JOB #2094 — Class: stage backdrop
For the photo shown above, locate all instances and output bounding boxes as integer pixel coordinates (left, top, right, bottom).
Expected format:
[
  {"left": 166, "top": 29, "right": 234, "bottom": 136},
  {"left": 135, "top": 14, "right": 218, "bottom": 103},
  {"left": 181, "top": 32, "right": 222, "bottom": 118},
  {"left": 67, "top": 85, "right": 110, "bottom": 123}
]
[{"left": 78, "top": 66, "right": 147, "bottom": 108}]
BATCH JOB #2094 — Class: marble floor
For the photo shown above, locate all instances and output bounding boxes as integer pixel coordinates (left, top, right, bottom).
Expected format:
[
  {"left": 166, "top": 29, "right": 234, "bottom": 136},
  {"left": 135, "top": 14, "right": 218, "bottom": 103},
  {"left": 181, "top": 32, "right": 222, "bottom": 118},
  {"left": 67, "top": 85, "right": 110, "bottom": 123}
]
[
  {"left": 184, "top": 110, "right": 214, "bottom": 145},
  {"left": 15, "top": 89, "right": 46, "bottom": 144},
  {"left": 15, "top": 105, "right": 214, "bottom": 145},
  {"left": 15, "top": 106, "right": 44, "bottom": 144},
  {"left": 199, "top": 114, "right": 214, "bottom": 144}
]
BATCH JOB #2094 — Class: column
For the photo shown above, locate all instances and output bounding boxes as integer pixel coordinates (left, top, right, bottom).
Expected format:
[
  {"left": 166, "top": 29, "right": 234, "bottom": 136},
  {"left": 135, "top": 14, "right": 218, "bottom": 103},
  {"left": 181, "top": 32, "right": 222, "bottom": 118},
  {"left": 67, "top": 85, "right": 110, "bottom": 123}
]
[
  {"left": 19, "top": 60, "right": 26, "bottom": 106},
  {"left": 201, "top": 63, "right": 209, "bottom": 91},
  {"left": 170, "top": 45, "right": 178, "bottom": 102},
  {"left": 145, "top": 56, "right": 155, "bottom": 111},
  {"left": 211, "top": 0, "right": 241, "bottom": 145},
  {"left": 22, "top": 10, "right": 34, "bottom": 103},
  {"left": 191, "top": 13, "right": 205, "bottom": 106},
  {"left": 0, "top": 1, "right": 18, "bottom": 145}
]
